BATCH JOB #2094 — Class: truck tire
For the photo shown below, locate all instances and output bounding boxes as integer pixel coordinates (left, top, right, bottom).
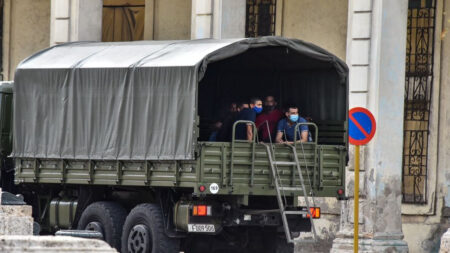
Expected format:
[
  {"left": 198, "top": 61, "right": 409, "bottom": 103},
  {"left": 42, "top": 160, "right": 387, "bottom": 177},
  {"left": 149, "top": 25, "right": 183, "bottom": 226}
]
[
  {"left": 77, "top": 201, "right": 127, "bottom": 251},
  {"left": 121, "top": 203, "right": 180, "bottom": 253}
]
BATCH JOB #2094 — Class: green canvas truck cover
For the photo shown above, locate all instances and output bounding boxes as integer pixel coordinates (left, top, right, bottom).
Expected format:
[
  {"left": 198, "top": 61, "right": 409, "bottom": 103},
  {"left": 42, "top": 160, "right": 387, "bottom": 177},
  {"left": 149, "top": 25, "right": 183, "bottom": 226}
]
[{"left": 12, "top": 37, "right": 348, "bottom": 160}]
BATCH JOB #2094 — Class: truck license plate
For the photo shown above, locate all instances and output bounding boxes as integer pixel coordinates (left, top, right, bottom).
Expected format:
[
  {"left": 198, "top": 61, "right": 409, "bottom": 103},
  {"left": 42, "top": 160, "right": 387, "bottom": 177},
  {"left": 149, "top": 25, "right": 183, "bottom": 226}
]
[{"left": 188, "top": 224, "right": 215, "bottom": 233}]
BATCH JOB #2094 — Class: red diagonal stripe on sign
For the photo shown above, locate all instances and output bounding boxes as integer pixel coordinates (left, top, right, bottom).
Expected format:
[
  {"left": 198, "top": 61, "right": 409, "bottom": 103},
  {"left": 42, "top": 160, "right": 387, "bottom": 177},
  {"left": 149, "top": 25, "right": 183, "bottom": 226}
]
[{"left": 349, "top": 113, "right": 369, "bottom": 137}]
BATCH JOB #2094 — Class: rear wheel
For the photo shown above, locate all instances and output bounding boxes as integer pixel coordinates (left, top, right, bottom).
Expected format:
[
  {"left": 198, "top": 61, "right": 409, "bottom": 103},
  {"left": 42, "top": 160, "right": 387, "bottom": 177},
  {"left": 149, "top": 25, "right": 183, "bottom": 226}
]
[
  {"left": 77, "top": 201, "right": 127, "bottom": 251},
  {"left": 121, "top": 203, "right": 180, "bottom": 253}
]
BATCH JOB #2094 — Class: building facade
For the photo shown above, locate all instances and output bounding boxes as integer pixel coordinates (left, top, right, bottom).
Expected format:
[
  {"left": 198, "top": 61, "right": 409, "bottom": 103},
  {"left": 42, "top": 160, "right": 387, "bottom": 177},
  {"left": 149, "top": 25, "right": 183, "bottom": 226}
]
[{"left": 1, "top": 0, "right": 449, "bottom": 252}]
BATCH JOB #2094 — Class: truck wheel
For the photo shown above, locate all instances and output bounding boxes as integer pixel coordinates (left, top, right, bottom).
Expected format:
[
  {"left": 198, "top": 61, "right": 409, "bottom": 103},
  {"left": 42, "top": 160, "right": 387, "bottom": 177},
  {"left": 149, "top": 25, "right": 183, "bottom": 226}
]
[
  {"left": 121, "top": 203, "right": 180, "bottom": 253},
  {"left": 77, "top": 201, "right": 127, "bottom": 251}
]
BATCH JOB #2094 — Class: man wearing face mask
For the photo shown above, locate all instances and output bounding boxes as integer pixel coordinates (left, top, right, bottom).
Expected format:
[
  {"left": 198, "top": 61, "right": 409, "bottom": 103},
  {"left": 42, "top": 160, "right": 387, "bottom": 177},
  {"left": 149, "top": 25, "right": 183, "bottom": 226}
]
[
  {"left": 275, "top": 105, "right": 309, "bottom": 143},
  {"left": 255, "top": 96, "right": 283, "bottom": 142},
  {"left": 234, "top": 98, "right": 263, "bottom": 141}
]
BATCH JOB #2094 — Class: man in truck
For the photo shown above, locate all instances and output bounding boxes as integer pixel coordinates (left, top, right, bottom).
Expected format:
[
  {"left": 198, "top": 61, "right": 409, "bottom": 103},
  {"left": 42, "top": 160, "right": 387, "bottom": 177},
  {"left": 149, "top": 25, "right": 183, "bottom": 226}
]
[
  {"left": 255, "top": 96, "right": 283, "bottom": 142},
  {"left": 275, "top": 105, "right": 309, "bottom": 143},
  {"left": 234, "top": 98, "right": 263, "bottom": 141},
  {"left": 217, "top": 101, "right": 249, "bottom": 142}
]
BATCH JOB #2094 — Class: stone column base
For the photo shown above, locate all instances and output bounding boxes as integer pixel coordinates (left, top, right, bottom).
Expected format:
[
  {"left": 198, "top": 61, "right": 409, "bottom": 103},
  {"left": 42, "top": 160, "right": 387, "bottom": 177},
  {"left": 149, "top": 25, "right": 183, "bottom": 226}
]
[
  {"left": 0, "top": 235, "right": 117, "bottom": 252},
  {"left": 0, "top": 205, "right": 33, "bottom": 235},
  {"left": 440, "top": 229, "right": 450, "bottom": 253},
  {"left": 331, "top": 238, "right": 409, "bottom": 253}
]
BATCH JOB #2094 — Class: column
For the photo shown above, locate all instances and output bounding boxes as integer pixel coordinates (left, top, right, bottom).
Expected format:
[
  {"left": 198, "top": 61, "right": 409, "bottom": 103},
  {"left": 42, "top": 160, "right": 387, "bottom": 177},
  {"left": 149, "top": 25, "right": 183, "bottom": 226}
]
[
  {"left": 50, "top": 0, "right": 102, "bottom": 45},
  {"left": 441, "top": 0, "right": 450, "bottom": 215},
  {"left": 331, "top": 0, "right": 410, "bottom": 252},
  {"left": 212, "top": 0, "right": 246, "bottom": 39},
  {"left": 191, "top": 0, "right": 245, "bottom": 39},
  {"left": 191, "top": 0, "right": 214, "bottom": 39}
]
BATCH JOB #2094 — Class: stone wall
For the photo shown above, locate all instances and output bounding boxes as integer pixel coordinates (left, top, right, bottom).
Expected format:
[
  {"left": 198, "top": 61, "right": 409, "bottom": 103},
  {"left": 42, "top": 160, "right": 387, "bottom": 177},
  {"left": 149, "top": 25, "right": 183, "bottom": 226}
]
[
  {"left": 0, "top": 205, "right": 33, "bottom": 236},
  {"left": 0, "top": 235, "right": 117, "bottom": 252},
  {"left": 2, "top": 0, "right": 50, "bottom": 80},
  {"left": 441, "top": 229, "right": 450, "bottom": 253},
  {"left": 277, "top": 0, "right": 348, "bottom": 60},
  {"left": 145, "top": 0, "right": 192, "bottom": 40}
]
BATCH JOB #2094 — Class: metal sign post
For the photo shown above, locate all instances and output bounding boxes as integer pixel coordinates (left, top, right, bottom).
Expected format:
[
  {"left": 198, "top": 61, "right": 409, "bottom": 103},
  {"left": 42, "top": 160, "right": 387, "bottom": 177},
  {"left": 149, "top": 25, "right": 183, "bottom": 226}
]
[
  {"left": 354, "top": 144, "right": 360, "bottom": 253},
  {"left": 348, "top": 107, "right": 376, "bottom": 253}
]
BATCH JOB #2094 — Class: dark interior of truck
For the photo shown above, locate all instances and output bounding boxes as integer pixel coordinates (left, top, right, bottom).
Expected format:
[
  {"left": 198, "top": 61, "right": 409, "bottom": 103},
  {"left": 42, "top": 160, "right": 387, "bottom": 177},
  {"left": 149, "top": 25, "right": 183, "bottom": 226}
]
[{"left": 197, "top": 46, "right": 348, "bottom": 145}]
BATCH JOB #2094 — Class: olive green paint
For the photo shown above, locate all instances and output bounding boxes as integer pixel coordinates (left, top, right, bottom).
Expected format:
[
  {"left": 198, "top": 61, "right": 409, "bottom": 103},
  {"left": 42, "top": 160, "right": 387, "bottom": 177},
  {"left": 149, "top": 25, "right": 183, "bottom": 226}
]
[
  {"left": 49, "top": 198, "right": 78, "bottom": 229},
  {"left": 15, "top": 141, "right": 346, "bottom": 198}
]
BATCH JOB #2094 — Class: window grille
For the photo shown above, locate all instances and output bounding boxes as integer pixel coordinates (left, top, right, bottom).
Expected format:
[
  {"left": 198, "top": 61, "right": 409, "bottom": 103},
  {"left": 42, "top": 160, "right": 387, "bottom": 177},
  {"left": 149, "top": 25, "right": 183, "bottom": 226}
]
[
  {"left": 245, "top": 0, "right": 276, "bottom": 37},
  {"left": 402, "top": 0, "right": 436, "bottom": 204}
]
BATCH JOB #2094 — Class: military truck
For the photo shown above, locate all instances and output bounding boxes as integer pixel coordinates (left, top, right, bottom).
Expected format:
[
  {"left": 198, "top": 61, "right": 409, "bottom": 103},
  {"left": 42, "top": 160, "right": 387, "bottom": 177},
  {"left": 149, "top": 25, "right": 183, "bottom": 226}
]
[{"left": 0, "top": 37, "right": 348, "bottom": 253}]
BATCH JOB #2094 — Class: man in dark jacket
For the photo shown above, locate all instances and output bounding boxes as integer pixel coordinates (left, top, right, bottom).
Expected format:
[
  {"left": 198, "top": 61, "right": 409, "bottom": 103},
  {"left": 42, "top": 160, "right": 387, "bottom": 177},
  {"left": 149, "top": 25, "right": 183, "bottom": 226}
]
[
  {"left": 235, "top": 98, "right": 263, "bottom": 141},
  {"left": 216, "top": 102, "right": 248, "bottom": 142}
]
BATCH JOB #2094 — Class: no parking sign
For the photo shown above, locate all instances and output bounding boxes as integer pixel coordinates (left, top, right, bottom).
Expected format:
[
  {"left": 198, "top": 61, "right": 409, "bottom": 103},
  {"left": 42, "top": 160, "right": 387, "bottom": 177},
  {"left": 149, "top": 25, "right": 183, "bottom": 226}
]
[{"left": 348, "top": 107, "right": 376, "bottom": 145}]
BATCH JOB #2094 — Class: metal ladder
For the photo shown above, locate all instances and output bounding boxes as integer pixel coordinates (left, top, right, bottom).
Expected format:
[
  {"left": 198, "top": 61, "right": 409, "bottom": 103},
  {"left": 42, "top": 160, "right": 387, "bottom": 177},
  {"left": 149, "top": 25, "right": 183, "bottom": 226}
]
[{"left": 261, "top": 122, "right": 318, "bottom": 244}]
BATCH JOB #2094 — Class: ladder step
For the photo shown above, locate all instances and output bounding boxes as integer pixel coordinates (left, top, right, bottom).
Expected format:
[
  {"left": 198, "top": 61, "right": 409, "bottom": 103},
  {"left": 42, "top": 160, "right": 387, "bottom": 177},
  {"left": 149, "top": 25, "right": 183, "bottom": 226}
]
[
  {"left": 283, "top": 210, "right": 308, "bottom": 215},
  {"left": 273, "top": 161, "right": 297, "bottom": 166},
  {"left": 292, "top": 238, "right": 316, "bottom": 243},
  {"left": 279, "top": 187, "right": 303, "bottom": 192}
]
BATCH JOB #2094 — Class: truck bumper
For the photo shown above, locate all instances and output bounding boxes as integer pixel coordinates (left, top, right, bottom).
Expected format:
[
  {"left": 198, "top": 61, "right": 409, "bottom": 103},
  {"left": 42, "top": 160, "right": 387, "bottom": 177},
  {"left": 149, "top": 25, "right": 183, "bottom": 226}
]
[{"left": 173, "top": 201, "right": 312, "bottom": 235}]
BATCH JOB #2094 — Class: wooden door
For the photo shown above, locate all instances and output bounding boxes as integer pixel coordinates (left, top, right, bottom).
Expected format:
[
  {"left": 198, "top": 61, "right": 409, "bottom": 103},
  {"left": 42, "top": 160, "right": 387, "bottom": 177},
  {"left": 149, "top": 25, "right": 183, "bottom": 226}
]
[{"left": 102, "top": 0, "right": 145, "bottom": 42}]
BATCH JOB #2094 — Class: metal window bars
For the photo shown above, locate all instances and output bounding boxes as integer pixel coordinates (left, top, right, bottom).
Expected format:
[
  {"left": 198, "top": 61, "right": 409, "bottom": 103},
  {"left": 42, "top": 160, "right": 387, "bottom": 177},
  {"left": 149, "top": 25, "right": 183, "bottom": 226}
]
[
  {"left": 401, "top": 0, "right": 436, "bottom": 204},
  {"left": 245, "top": 0, "right": 277, "bottom": 37}
]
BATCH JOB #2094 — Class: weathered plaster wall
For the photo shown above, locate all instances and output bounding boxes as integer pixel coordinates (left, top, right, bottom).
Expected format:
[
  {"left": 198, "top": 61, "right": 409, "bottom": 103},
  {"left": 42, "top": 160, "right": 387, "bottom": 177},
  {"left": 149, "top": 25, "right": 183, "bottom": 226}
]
[
  {"left": 50, "top": 0, "right": 102, "bottom": 45},
  {"left": 403, "top": 204, "right": 450, "bottom": 253},
  {"left": 278, "top": 0, "right": 348, "bottom": 60},
  {"left": 152, "top": 0, "right": 191, "bottom": 40},
  {"left": 191, "top": 0, "right": 245, "bottom": 40},
  {"left": 2, "top": 0, "right": 50, "bottom": 80},
  {"left": 440, "top": 0, "right": 450, "bottom": 218},
  {"left": 296, "top": 198, "right": 341, "bottom": 252},
  {"left": 216, "top": 0, "right": 245, "bottom": 39},
  {"left": 295, "top": 214, "right": 340, "bottom": 253}
]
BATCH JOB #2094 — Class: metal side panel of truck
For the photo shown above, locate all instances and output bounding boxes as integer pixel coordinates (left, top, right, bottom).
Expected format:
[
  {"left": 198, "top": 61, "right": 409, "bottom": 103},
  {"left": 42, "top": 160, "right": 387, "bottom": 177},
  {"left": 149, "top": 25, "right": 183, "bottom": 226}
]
[
  {"left": 1, "top": 36, "right": 349, "bottom": 253},
  {"left": 14, "top": 142, "right": 346, "bottom": 198}
]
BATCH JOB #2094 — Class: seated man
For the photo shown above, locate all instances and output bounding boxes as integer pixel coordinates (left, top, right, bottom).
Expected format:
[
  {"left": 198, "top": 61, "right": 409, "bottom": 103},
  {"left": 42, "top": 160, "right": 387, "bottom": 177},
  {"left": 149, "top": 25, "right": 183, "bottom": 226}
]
[
  {"left": 217, "top": 102, "right": 249, "bottom": 142},
  {"left": 235, "top": 98, "right": 263, "bottom": 141},
  {"left": 255, "top": 96, "right": 283, "bottom": 142},
  {"left": 275, "top": 105, "right": 309, "bottom": 143},
  {"left": 208, "top": 121, "right": 223, "bottom": 141}
]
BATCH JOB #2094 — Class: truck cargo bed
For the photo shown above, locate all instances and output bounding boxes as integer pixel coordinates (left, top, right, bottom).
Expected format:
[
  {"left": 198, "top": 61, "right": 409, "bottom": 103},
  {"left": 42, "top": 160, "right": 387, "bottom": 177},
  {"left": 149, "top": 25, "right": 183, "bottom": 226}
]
[{"left": 15, "top": 142, "right": 346, "bottom": 198}]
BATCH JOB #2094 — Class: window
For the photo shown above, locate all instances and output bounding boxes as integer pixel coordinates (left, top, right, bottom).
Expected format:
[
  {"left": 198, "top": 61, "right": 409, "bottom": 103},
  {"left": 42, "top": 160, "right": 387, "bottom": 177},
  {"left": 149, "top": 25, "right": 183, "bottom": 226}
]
[
  {"left": 245, "top": 0, "right": 276, "bottom": 37},
  {"left": 102, "top": 0, "right": 145, "bottom": 42},
  {"left": 402, "top": 0, "right": 436, "bottom": 204}
]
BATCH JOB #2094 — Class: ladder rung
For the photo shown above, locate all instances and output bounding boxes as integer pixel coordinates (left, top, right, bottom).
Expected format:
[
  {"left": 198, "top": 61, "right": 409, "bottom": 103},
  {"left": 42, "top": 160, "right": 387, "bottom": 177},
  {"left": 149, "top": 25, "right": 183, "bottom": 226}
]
[
  {"left": 273, "top": 161, "right": 297, "bottom": 166},
  {"left": 279, "top": 187, "right": 303, "bottom": 192},
  {"left": 283, "top": 210, "right": 307, "bottom": 215},
  {"left": 292, "top": 238, "right": 316, "bottom": 243}
]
